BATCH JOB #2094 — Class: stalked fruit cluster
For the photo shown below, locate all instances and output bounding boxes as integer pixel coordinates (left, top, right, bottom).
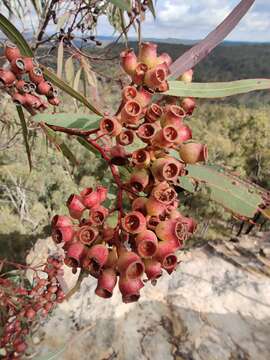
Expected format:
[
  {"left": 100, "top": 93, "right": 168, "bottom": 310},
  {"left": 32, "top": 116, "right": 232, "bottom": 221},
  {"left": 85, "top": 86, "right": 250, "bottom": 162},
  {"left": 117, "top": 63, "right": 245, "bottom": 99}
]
[
  {"left": 0, "top": 256, "right": 64, "bottom": 359},
  {"left": 0, "top": 41, "right": 60, "bottom": 113}
]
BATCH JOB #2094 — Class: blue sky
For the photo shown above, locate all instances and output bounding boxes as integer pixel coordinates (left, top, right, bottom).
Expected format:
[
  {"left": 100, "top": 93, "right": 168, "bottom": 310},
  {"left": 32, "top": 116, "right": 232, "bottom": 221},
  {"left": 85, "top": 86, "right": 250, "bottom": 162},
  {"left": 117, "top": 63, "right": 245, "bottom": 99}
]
[{"left": 98, "top": 0, "right": 270, "bottom": 42}]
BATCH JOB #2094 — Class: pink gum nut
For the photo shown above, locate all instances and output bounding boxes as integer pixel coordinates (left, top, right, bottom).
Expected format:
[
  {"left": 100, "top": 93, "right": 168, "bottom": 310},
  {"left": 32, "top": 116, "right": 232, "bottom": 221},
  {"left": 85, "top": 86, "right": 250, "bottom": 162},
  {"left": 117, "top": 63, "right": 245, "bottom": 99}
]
[
  {"left": 118, "top": 251, "right": 145, "bottom": 279},
  {"left": 97, "top": 186, "right": 108, "bottom": 203},
  {"left": 4, "top": 41, "right": 21, "bottom": 62},
  {"left": 89, "top": 205, "right": 108, "bottom": 225},
  {"left": 180, "top": 69, "right": 193, "bottom": 83},
  {"left": 65, "top": 242, "right": 85, "bottom": 268},
  {"left": 157, "top": 81, "right": 169, "bottom": 93},
  {"left": 132, "top": 149, "right": 151, "bottom": 168},
  {"left": 10, "top": 58, "right": 25, "bottom": 75},
  {"left": 122, "top": 85, "right": 137, "bottom": 102},
  {"left": 80, "top": 187, "right": 100, "bottom": 209},
  {"left": 151, "top": 182, "right": 177, "bottom": 205},
  {"left": 24, "top": 93, "right": 43, "bottom": 109},
  {"left": 110, "top": 145, "right": 128, "bottom": 166},
  {"left": 122, "top": 211, "right": 146, "bottom": 234},
  {"left": 77, "top": 225, "right": 98, "bottom": 245},
  {"left": 85, "top": 244, "right": 109, "bottom": 273},
  {"left": 155, "top": 219, "right": 188, "bottom": 246},
  {"left": 119, "top": 275, "right": 144, "bottom": 303},
  {"left": 181, "top": 97, "right": 196, "bottom": 115},
  {"left": 66, "top": 194, "right": 85, "bottom": 219},
  {"left": 135, "top": 230, "right": 158, "bottom": 258},
  {"left": 120, "top": 99, "right": 142, "bottom": 125},
  {"left": 132, "top": 197, "right": 148, "bottom": 215},
  {"left": 116, "top": 129, "right": 134, "bottom": 146},
  {"left": 120, "top": 49, "right": 138, "bottom": 75},
  {"left": 179, "top": 142, "right": 208, "bottom": 164},
  {"left": 12, "top": 92, "right": 27, "bottom": 105},
  {"left": 181, "top": 216, "right": 197, "bottom": 234},
  {"left": 48, "top": 96, "right": 60, "bottom": 106},
  {"left": 151, "top": 157, "right": 183, "bottom": 182},
  {"left": 0, "top": 69, "right": 16, "bottom": 86},
  {"left": 175, "top": 124, "right": 192, "bottom": 145},
  {"left": 16, "top": 80, "right": 30, "bottom": 93},
  {"left": 137, "top": 123, "right": 160, "bottom": 144},
  {"left": 29, "top": 67, "right": 44, "bottom": 84},
  {"left": 144, "top": 65, "right": 167, "bottom": 89},
  {"left": 145, "top": 103, "right": 163, "bottom": 123},
  {"left": 100, "top": 117, "right": 122, "bottom": 136},
  {"left": 135, "top": 87, "right": 153, "bottom": 107},
  {"left": 161, "top": 105, "right": 185, "bottom": 128},
  {"left": 133, "top": 62, "right": 148, "bottom": 85},
  {"left": 95, "top": 268, "right": 117, "bottom": 298},
  {"left": 153, "top": 125, "right": 180, "bottom": 148},
  {"left": 145, "top": 197, "right": 167, "bottom": 217},
  {"left": 143, "top": 259, "right": 162, "bottom": 280},
  {"left": 155, "top": 241, "right": 179, "bottom": 273},
  {"left": 104, "top": 247, "right": 118, "bottom": 268},
  {"left": 129, "top": 169, "right": 149, "bottom": 192},
  {"left": 156, "top": 53, "right": 173, "bottom": 67},
  {"left": 139, "top": 42, "right": 158, "bottom": 68},
  {"left": 146, "top": 215, "right": 161, "bottom": 230},
  {"left": 52, "top": 225, "right": 74, "bottom": 244},
  {"left": 23, "top": 57, "right": 38, "bottom": 72}
]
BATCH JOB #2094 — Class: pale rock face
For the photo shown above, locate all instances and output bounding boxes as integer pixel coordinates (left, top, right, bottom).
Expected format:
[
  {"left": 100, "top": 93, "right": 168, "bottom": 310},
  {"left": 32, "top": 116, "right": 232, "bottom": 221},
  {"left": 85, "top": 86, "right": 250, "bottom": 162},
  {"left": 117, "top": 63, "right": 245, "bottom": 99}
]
[{"left": 35, "top": 247, "right": 270, "bottom": 360}]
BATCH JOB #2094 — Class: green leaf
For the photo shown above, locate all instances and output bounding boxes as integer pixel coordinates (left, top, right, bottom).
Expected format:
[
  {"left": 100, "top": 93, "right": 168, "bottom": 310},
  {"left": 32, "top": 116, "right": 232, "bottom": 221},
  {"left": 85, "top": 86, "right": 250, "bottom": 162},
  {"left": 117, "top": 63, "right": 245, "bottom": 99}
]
[
  {"left": 42, "top": 124, "right": 78, "bottom": 166},
  {"left": 178, "top": 164, "right": 267, "bottom": 218},
  {"left": 32, "top": 113, "right": 101, "bottom": 130},
  {"left": 147, "top": 0, "right": 156, "bottom": 18},
  {"left": 65, "top": 56, "right": 75, "bottom": 85},
  {"left": 16, "top": 105, "right": 32, "bottom": 171},
  {"left": 166, "top": 79, "right": 270, "bottom": 98},
  {"left": 76, "top": 137, "right": 101, "bottom": 157},
  {"left": 0, "top": 14, "right": 33, "bottom": 56},
  {"left": 109, "top": 0, "right": 131, "bottom": 11},
  {"left": 57, "top": 40, "right": 64, "bottom": 78},
  {"left": 41, "top": 67, "right": 102, "bottom": 116}
]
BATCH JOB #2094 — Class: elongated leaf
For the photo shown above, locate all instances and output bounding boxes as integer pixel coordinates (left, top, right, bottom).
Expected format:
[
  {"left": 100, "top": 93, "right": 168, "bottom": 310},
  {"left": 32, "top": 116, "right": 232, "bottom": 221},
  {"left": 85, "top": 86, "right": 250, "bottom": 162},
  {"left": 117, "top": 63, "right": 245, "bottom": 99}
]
[
  {"left": 166, "top": 79, "right": 270, "bottom": 98},
  {"left": 16, "top": 106, "right": 32, "bottom": 171},
  {"left": 76, "top": 137, "right": 101, "bottom": 157},
  {"left": 170, "top": 0, "right": 255, "bottom": 78},
  {"left": 0, "top": 14, "right": 33, "bottom": 56},
  {"left": 41, "top": 67, "right": 102, "bottom": 116},
  {"left": 109, "top": 0, "right": 131, "bottom": 11},
  {"left": 178, "top": 164, "right": 267, "bottom": 219},
  {"left": 81, "top": 57, "right": 97, "bottom": 88},
  {"left": 147, "top": 0, "right": 156, "bottom": 18},
  {"left": 32, "top": 113, "right": 101, "bottom": 129},
  {"left": 65, "top": 56, "right": 75, "bottom": 85},
  {"left": 57, "top": 12, "right": 70, "bottom": 31},
  {"left": 57, "top": 40, "right": 64, "bottom": 78},
  {"left": 42, "top": 124, "right": 78, "bottom": 166}
]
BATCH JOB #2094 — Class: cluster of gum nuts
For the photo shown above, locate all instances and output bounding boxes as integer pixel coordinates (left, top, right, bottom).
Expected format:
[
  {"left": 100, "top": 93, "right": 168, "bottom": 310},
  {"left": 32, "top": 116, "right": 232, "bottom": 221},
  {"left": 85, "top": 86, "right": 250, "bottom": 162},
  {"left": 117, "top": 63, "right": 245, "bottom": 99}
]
[
  {"left": 51, "top": 42, "right": 207, "bottom": 304},
  {"left": 0, "top": 256, "right": 64, "bottom": 359},
  {"left": 0, "top": 41, "right": 60, "bottom": 113}
]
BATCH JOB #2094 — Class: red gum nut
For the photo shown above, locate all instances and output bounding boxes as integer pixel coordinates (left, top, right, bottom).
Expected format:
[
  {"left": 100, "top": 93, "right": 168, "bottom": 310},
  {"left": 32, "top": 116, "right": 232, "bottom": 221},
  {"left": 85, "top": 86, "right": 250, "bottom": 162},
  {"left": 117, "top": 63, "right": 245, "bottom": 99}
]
[
  {"left": 118, "top": 251, "right": 145, "bottom": 279},
  {"left": 155, "top": 242, "right": 178, "bottom": 274},
  {"left": 95, "top": 268, "right": 117, "bottom": 299},
  {"left": 181, "top": 97, "right": 196, "bottom": 115},
  {"left": 157, "top": 81, "right": 169, "bottom": 93},
  {"left": 179, "top": 142, "right": 208, "bottom": 164},
  {"left": 137, "top": 123, "right": 159, "bottom": 143},
  {"left": 135, "top": 87, "right": 153, "bottom": 107},
  {"left": 110, "top": 145, "right": 128, "bottom": 166},
  {"left": 132, "top": 197, "right": 148, "bottom": 215},
  {"left": 145, "top": 197, "right": 167, "bottom": 217},
  {"left": 89, "top": 205, "right": 108, "bottom": 225},
  {"left": 181, "top": 216, "right": 197, "bottom": 234},
  {"left": 122, "top": 211, "right": 146, "bottom": 234},
  {"left": 120, "top": 49, "right": 138, "bottom": 75},
  {"left": 86, "top": 244, "right": 109, "bottom": 272},
  {"left": 0, "top": 69, "right": 16, "bottom": 86},
  {"left": 122, "top": 85, "right": 137, "bottom": 102},
  {"left": 139, "top": 42, "right": 158, "bottom": 68},
  {"left": 144, "top": 65, "right": 167, "bottom": 89},
  {"left": 155, "top": 219, "right": 187, "bottom": 246},
  {"left": 175, "top": 124, "right": 193, "bottom": 145},
  {"left": 16, "top": 80, "right": 30, "bottom": 93},
  {"left": 24, "top": 93, "right": 43, "bottom": 109},
  {"left": 52, "top": 225, "right": 74, "bottom": 244},
  {"left": 146, "top": 215, "right": 161, "bottom": 230},
  {"left": 155, "top": 240, "right": 179, "bottom": 262},
  {"left": 156, "top": 53, "right": 173, "bottom": 67},
  {"left": 104, "top": 247, "right": 118, "bottom": 268},
  {"left": 14, "top": 341, "right": 28, "bottom": 353},
  {"left": 135, "top": 230, "right": 158, "bottom": 258},
  {"left": 10, "top": 58, "right": 26, "bottom": 75},
  {"left": 151, "top": 182, "right": 177, "bottom": 205},
  {"left": 161, "top": 105, "right": 185, "bottom": 128},
  {"left": 12, "top": 92, "right": 27, "bottom": 105},
  {"left": 80, "top": 187, "right": 100, "bottom": 209},
  {"left": 52, "top": 214, "right": 72, "bottom": 228},
  {"left": 151, "top": 157, "right": 182, "bottom": 182},
  {"left": 132, "top": 149, "right": 151, "bottom": 168},
  {"left": 4, "top": 41, "right": 21, "bottom": 62},
  {"left": 116, "top": 129, "right": 134, "bottom": 146},
  {"left": 129, "top": 169, "right": 149, "bottom": 192},
  {"left": 65, "top": 242, "right": 85, "bottom": 267},
  {"left": 133, "top": 62, "right": 148, "bottom": 85},
  {"left": 145, "top": 103, "right": 163, "bottom": 123},
  {"left": 23, "top": 57, "right": 38, "bottom": 72},
  {"left": 118, "top": 275, "right": 144, "bottom": 303},
  {"left": 29, "top": 67, "right": 44, "bottom": 84},
  {"left": 37, "top": 81, "right": 53, "bottom": 96},
  {"left": 97, "top": 186, "right": 108, "bottom": 203},
  {"left": 143, "top": 259, "right": 162, "bottom": 280},
  {"left": 100, "top": 117, "right": 122, "bottom": 136},
  {"left": 67, "top": 194, "right": 85, "bottom": 219},
  {"left": 48, "top": 97, "right": 61, "bottom": 106},
  {"left": 77, "top": 225, "right": 98, "bottom": 245},
  {"left": 120, "top": 99, "right": 142, "bottom": 124},
  {"left": 153, "top": 125, "right": 180, "bottom": 148}
]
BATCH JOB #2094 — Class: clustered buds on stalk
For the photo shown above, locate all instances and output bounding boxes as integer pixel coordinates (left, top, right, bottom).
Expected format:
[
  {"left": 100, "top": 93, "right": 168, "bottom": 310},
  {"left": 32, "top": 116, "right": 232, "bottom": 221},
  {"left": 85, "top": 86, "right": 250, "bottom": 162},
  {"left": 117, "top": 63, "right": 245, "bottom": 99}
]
[
  {"left": 0, "top": 256, "right": 64, "bottom": 358},
  {"left": 0, "top": 41, "right": 60, "bottom": 113},
  {"left": 50, "top": 43, "right": 205, "bottom": 305}
]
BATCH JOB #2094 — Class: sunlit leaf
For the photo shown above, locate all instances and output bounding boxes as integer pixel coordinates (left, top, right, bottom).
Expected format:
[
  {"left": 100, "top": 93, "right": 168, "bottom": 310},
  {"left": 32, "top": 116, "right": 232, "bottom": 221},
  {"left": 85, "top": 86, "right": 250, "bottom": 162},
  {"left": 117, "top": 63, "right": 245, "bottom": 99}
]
[
  {"left": 57, "top": 40, "right": 64, "bottom": 78},
  {"left": 32, "top": 113, "right": 100, "bottom": 130},
  {"left": 57, "top": 12, "right": 70, "bottom": 31},
  {"left": 109, "top": 0, "right": 131, "bottom": 11},
  {"left": 65, "top": 56, "right": 75, "bottom": 85}
]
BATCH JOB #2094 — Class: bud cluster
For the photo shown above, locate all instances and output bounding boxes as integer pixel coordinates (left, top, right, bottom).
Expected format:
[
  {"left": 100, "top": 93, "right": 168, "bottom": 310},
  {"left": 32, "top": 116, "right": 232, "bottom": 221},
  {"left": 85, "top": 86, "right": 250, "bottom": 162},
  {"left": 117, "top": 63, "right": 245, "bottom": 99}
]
[
  {"left": 0, "top": 256, "right": 64, "bottom": 359},
  {"left": 0, "top": 41, "right": 60, "bottom": 113}
]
